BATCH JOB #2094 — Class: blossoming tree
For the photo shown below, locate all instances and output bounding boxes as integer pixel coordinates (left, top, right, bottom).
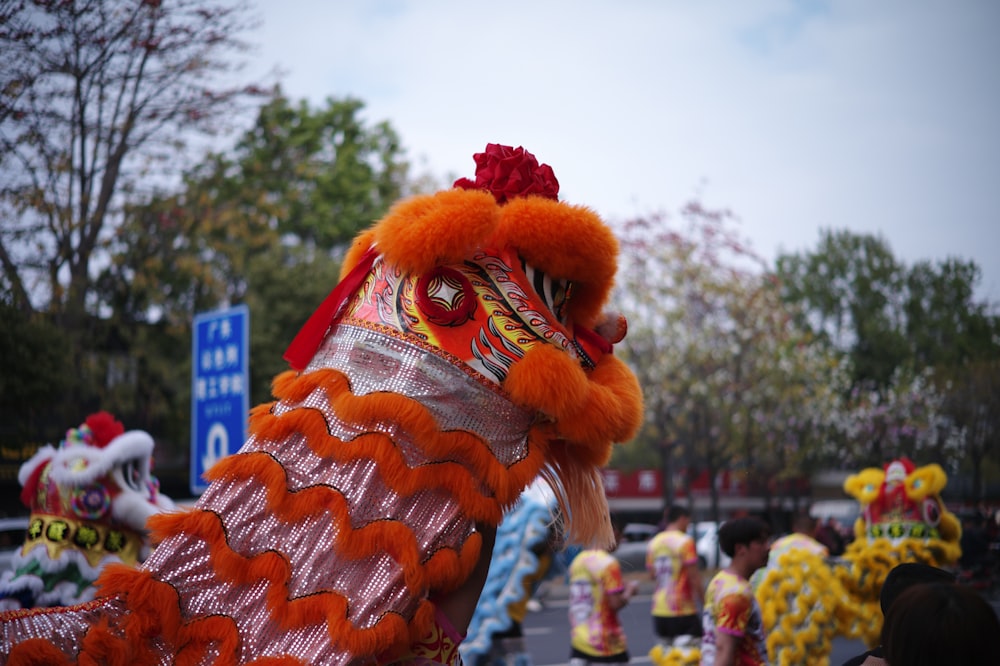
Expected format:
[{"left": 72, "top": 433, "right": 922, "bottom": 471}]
[{"left": 613, "top": 204, "right": 847, "bottom": 521}]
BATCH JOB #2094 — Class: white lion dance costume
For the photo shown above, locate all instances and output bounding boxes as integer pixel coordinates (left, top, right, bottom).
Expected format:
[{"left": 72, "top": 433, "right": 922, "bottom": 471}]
[
  {"left": 0, "top": 144, "right": 643, "bottom": 665},
  {"left": 0, "top": 411, "right": 175, "bottom": 610},
  {"left": 753, "top": 456, "right": 962, "bottom": 665}
]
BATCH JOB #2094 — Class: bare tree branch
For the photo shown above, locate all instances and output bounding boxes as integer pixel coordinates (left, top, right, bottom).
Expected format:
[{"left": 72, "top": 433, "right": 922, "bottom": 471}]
[{"left": 0, "top": 0, "right": 263, "bottom": 318}]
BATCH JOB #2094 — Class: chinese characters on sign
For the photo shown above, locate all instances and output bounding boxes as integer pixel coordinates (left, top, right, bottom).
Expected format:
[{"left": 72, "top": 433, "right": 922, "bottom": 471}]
[{"left": 194, "top": 319, "right": 247, "bottom": 402}]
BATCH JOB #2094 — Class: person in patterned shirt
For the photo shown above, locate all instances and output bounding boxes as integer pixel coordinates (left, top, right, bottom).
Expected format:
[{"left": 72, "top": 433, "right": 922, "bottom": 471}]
[
  {"left": 567, "top": 534, "right": 638, "bottom": 666},
  {"left": 647, "top": 505, "right": 704, "bottom": 648},
  {"left": 700, "top": 517, "right": 771, "bottom": 666},
  {"left": 750, "top": 512, "right": 827, "bottom": 590},
  {"left": 771, "top": 512, "right": 828, "bottom": 558}
]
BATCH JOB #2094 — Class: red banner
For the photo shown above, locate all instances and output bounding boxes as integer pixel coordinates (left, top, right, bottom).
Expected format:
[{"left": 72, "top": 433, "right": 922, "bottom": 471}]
[{"left": 600, "top": 468, "right": 750, "bottom": 498}]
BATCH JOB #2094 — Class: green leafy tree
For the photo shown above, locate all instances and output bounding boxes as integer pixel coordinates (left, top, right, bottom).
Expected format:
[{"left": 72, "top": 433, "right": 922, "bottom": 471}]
[
  {"left": 0, "top": 0, "right": 262, "bottom": 319},
  {"left": 775, "top": 230, "right": 907, "bottom": 388},
  {"left": 0, "top": 298, "right": 71, "bottom": 444},
  {"left": 228, "top": 94, "right": 409, "bottom": 247},
  {"left": 240, "top": 245, "right": 342, "bottom": 406},
  {"left": 938, "top": 360, "right": 1000, "bottom": 505},
  {"left": 777, "top": 228, "right": 1000, "bottom": 496},
  {"left": 94, "top": 93, "right": 410, "bottom": 478},
  {"left": 103, "top": 92, "right": 409, "bottom": 398},
  {"left": 776, "top": 231, "right": 999, "bottom": 382},
  {"left": 903, "top": 258, "right": 997, "bottom": 367}
]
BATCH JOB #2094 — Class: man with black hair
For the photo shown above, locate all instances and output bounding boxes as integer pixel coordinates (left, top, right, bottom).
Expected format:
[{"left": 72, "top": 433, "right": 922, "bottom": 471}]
[
  {"left": 839, "top": 562, "right": 956, "bottom": 666},
  {"left": 699, "top": 517, "right": 771, "bottom": 666},
  {"left": 647, "top": 505, "right": 703, "bottom": 649},
  {"left": 750, "top": 512, "right": 827, "bottom": 591}
]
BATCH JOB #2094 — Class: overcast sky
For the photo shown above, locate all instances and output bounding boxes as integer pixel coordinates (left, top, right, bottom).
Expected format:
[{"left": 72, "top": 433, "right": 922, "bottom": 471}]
[{"left": 245, "top": 0, "right": 1000, "bottom": 303}]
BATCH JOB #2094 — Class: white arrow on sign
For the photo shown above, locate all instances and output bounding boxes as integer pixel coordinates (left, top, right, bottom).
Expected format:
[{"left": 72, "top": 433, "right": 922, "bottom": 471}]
[{"left": 202, "top": 422, "right": 230, "bottom": 473}]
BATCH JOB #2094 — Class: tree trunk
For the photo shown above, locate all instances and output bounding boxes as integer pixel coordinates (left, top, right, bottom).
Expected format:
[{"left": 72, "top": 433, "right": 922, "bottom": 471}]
[
  {"left": 661, "top": 438, "right": 675, "bottom": 513},
  {"left": 971, "top": 452, "right": 983, "bottom": 508}
]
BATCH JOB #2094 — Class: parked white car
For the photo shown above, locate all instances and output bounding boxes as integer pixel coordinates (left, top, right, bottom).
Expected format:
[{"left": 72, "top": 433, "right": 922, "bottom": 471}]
[
  {"left": 614, "top": 520, "right": 733, "bottom": 572},
  {"left": 613, "top": 522, "right": 658, "bottom": 573},
  {"left": 693, "top": 520, "right": 731, "bottom": 570}
]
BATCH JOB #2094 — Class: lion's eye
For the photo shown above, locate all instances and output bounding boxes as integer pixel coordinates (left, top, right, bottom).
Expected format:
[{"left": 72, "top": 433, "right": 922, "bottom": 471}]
[
  {"left": 922, "top": 499, "right": 941, "bottom": 526},
  {"left": 121, "top": 460, "right": 143, "bottom": 491},
  {"left": 522, "top": 261, "right": 573, "bottom": 324}
]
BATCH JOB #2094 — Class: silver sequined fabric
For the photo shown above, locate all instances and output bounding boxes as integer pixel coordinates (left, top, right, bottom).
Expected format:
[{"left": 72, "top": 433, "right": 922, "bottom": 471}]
[
  {"left": 305, "top": 323, "right": 534, "bottom": 467},
  {"left": 0, "top": 599, "right": 126, "bottom": 662},
  {"left": 135, "top": 324, "right": 535, "bottom": 664}
]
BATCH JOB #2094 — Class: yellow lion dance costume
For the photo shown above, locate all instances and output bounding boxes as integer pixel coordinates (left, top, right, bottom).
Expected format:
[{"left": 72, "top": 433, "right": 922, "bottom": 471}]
[
  {"left": 752, "top": 457, "right": 961, "bottom": 665},
  {"left": 836, "top": 456, "right": 961, "bottom": 646},
  {"left": 0, "top": 144, "right": 643, "bottom": 665}
]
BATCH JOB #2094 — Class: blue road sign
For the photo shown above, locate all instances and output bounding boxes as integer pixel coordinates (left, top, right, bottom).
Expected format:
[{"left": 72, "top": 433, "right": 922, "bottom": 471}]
[{"left": 190, "top": 305, "right": 249, "bottom": 495}]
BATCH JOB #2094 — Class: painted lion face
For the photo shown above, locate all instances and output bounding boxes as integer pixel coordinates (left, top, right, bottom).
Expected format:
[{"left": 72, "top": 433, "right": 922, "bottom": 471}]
[
  {"left": 19, "top": 412, "right": 176, "bottom": 534},
  {"left": 843, "top": 458, "right": 958, "bottom": 544},
  {"left": 283, "top": 146, "right": 644, "bottom": 548}
]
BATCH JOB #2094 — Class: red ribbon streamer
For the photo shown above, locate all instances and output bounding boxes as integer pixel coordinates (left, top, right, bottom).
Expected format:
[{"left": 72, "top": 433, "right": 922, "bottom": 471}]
[{"left": 283, "top": 248, "right": 378, "bottom": 371}]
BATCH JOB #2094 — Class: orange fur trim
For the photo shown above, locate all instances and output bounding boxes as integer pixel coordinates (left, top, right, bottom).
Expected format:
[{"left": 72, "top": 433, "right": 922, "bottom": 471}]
[
  {"left": 77, "top": 617, "right": 131, "bottom": 666},
  {"left": 7, "top": 639, "right": 73, "bottom": 666},
  {"left": 555, "top": 354, "right": 644, "bottom": 450},
  {"left": 500, "top": 344, "right": 589, "bottom": 419},
  {"left": 431, "top": 529, "right": 484, "bottom": 597},
  {"left": 89, "top": 564, "right": 241, "bottom": 665},
  {"left": 504, "top": 346, "right": 641, "bottom": 549},
  {"left": 205, "top": 453, "right": 445, "bottom": 593},
  {"left": 405, "top": 602, "right": 440, "bottom": 657},
  {"left": 339, "top": 228, "right": 378, "bottom": 280},
  {"left": 149, "top": 510, "right": 334, "bottom": 629},
  {"left": 342, "top": 190, "right": 620, "bottom": 329},
  {"left": 372, "top": 189, "right": 500, "bottom": 275},
  {"left": 504, "top": 348, "right": 643, "bottom": 454},
  {"left": 173, "top": 615, "right": 241, "bottom": 666},
  {"left": 492, "top": 197, "right": 619, "bottom": 327},
  {"left": 145, "top": 500, "right": 484, "bottom": 658},
  {"left": 251, "top": 404, "right": 506, "bottom": 519},
  {"left": 95, "top": 565, "right": 183, "bottom": 640},
  {"left": 150, "top": 509, "right": 403, "bottom": 655}
]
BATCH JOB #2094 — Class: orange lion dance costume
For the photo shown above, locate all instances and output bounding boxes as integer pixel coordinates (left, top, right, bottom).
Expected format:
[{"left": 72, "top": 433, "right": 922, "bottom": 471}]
[{"left": 0, "top": 143, "right": 643, "bottom": 665}]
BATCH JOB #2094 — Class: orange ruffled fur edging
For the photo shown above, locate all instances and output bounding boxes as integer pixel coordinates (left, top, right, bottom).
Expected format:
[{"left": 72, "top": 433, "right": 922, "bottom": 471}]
[
  {"left": 7, "top": 364, "right": 550, "bottom": 665},
  {"left": 503, "top": 347, "right": 643, "bottom": 549}
]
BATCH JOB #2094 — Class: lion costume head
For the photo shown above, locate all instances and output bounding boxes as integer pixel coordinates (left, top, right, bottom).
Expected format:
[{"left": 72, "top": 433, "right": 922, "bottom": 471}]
[
  {"left": 843, "top": 456, "right": 960, "bottom": 547},
  {"left": 0, "top": 144, "right": 643, "bottom": 665},
  {"left": 0, "top": 412, "right": 174, "bottom": 610},
  {"left": 836, "top": 456, "right": 962, "bottom": 645}
]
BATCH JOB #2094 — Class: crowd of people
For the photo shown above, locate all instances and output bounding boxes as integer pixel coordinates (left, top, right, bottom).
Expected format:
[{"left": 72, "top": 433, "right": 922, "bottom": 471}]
[{"left": 549, "top": 507, "right": 1000, "bottom": 666}]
